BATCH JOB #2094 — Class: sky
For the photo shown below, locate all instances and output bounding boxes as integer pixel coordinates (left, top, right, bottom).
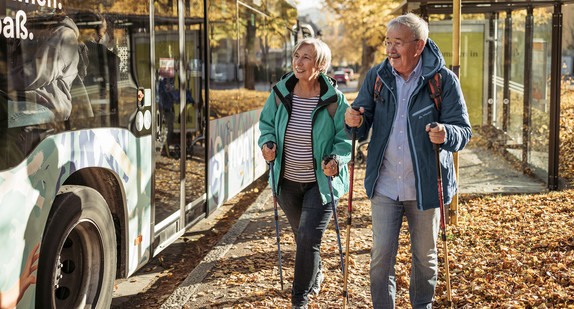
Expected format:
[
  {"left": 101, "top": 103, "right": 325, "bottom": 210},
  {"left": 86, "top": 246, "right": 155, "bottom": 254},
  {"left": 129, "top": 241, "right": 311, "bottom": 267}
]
[{"left": 296, "top": 0, "right": 322, "bottom": 10}]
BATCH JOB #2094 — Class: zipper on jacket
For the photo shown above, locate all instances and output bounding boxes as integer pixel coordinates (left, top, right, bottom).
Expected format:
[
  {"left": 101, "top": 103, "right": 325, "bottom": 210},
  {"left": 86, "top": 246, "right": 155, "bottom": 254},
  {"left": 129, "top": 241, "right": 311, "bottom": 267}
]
[
  {"left": 278, "top": 93, "right": 291, "bottom": 190},
  {"left": 310, "top": 101, "right": 329, "bottom": 180},
  {"left": 406, "top": 78, "right": 427, "bottom": 208},
  {"left": 367, "top": 76, "right": 398, "bottom": 199}
]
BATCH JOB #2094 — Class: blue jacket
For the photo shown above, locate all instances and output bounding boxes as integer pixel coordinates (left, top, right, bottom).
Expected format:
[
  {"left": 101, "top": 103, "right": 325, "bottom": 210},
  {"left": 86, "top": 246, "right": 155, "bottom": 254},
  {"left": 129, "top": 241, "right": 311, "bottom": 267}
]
[
  {"left": 346, "top": 38, "right": 472, "bottom": 210},
  {"left": 259, "top": 72, "right": 351, "bottom": 205}
]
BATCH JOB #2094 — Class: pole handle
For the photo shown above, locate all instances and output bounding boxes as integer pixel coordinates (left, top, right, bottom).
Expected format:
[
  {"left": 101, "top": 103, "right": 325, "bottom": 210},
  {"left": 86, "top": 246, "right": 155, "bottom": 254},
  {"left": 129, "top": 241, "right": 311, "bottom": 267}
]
[
  {"left": 350, "top": 106, "right": 361, "bottom": 133},
  {"left": 265, "top": 141, "right": 276, "bottom": 163},
  {"left": 429, "top": 122, "right": 441, "bottom": 151},
  {"left": 322, "top": 154, "right": 336, "bottom": 165},
  {"left": 265, "top": 141, "right": 275, "bottom": 150}
]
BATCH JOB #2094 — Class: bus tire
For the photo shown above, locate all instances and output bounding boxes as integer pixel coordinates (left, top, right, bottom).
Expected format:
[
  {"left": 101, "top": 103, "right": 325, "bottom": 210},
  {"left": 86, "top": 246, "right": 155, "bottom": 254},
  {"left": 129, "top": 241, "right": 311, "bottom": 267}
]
[{"left": 36, "top": 185, "right": 117, "bottom": 309}]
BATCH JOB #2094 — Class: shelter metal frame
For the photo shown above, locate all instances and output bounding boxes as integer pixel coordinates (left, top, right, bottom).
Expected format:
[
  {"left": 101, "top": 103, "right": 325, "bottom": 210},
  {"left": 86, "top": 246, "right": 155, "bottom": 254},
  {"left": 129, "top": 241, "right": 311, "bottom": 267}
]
[{"left": 394, "top": 0, "right": 574, "bottom": 190}]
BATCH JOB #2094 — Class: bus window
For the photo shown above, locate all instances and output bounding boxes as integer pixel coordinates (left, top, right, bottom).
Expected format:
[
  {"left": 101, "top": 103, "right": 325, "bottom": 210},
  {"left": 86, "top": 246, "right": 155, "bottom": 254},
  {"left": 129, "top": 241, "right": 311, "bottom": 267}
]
[
  {"left": 1, "top": 5, "right": 146, "bottom": 170},
  {"left": 8, "top": 11, "right": 93, "bottom": 125}
]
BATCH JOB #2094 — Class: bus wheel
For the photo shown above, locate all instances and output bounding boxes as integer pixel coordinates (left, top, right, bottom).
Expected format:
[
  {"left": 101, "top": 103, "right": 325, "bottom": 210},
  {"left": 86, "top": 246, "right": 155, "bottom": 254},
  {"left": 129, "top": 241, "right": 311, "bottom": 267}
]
[{"left": 36, "top": 185, "right": 117, "bottom": 309}]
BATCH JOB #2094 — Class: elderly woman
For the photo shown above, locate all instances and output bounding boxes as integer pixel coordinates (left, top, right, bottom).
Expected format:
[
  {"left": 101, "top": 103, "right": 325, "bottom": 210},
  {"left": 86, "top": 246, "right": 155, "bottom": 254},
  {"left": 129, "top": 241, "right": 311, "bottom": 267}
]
[{"left": 258, "top": 38, "right": 352, "bottom": 309}]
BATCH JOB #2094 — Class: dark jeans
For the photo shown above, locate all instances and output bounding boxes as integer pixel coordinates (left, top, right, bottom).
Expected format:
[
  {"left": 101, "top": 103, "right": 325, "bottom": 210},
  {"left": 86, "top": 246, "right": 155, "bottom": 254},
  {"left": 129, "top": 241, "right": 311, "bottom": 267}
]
[{"left": 276, "top": 179, "right": 333, "bottom": 306}]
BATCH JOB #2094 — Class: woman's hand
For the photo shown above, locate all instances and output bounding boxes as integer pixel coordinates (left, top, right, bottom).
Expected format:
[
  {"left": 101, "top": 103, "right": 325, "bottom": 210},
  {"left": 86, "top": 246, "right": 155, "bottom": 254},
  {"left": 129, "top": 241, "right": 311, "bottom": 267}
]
[
  {"left": 262, "top": 142, "right": 276, "bottom": 162},
  {"left": 322, "top": 157, "right": 338, "bottom": 177}
]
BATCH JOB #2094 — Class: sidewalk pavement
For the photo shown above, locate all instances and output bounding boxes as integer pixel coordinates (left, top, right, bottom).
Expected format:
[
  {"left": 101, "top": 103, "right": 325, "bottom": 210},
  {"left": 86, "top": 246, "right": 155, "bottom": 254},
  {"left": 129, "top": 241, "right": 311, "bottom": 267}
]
[
  {"left": 160, "top": 187, "right": 276, "bottom": 308},
  {"left": 458, "top": 146, "right": 548, "bottom": 194}
]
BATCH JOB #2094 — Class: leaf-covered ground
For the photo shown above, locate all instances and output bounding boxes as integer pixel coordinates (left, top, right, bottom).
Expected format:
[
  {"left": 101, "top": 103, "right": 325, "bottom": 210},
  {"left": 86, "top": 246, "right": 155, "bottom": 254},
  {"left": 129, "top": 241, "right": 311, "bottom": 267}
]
[
  {"left": 119, "top": 87, "right": 574, "bottom": 308},
  {"left": 560, "top": 87, "right": 574, "bottom": 182},
  {"left": 183, "top": 162, "right": 574, "bottom": 308},
  {"left": 179, "top": 87, "right": 574, "bottom": 308}
]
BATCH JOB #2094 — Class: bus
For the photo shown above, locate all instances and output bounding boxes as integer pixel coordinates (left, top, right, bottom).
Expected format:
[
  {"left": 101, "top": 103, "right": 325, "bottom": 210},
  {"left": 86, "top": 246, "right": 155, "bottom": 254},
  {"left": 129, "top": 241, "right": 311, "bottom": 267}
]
[{"left": 0, "top": 0, "right": 297, "bottom": 307}]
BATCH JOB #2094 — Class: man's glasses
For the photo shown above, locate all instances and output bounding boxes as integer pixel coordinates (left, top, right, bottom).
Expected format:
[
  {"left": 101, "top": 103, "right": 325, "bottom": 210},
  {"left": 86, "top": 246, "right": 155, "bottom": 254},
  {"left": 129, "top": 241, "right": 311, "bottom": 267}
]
[{"left": 384, "top": 39, "right": 419, "bottom": 49}]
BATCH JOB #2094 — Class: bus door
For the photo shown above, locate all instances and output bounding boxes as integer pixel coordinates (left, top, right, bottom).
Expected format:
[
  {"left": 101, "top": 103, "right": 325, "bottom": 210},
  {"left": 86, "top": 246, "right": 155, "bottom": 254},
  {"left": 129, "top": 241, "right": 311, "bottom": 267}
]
[
  {"left": 152, "top": 0, "right": 207, "bottom": 255},
  {"left": 152, "top": 0, "right": 185, "bottom": 254},
  {"left": 182, "top": 26, "right": 207, "bottom": 226}
]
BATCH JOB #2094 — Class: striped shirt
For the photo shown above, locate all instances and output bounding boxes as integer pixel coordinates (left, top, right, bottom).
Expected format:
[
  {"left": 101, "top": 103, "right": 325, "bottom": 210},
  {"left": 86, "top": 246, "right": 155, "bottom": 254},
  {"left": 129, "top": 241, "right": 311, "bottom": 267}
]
[{"left": 283, "top": 94, "right": 318, "bottom": 183}]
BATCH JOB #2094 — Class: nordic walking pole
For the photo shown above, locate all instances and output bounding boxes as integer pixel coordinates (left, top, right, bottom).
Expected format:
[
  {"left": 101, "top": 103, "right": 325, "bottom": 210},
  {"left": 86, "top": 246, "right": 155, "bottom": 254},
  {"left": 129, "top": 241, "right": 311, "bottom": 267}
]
[
  {"left": 323, "top": 155, "right": 345, "bottom": 275},
  {"left": 343, "top": 106, "right": 359, "bottom": 309},
  {"left": 266, "top": 141, "right": 284, "bottom": 290},
  {"left": 430, "top": 122, "right": 453, "bottom": 308}
]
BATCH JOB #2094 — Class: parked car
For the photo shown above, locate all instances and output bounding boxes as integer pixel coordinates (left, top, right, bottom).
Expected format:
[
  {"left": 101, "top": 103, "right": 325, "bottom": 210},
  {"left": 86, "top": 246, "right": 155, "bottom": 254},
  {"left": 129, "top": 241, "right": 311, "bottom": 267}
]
[
  {"left": 342, "top": 68, "right": 355, "bottom": 80},
  {"left": 333, "top": 70, "right": 349, "bottom": 85}
]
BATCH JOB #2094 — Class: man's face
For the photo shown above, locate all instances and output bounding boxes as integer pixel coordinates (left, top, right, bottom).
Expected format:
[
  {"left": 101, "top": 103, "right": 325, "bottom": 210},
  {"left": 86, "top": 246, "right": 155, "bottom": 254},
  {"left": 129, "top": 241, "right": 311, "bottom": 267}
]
[{"left": 386, "top": 24, "right": 424, "bottom": 78}]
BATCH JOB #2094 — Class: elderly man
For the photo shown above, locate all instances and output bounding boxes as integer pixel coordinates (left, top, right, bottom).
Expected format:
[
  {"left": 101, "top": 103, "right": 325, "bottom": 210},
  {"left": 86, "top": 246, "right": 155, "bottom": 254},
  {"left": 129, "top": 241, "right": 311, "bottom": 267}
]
[{"left": 345, "top": 13, "right": 471, "bottom": 308}]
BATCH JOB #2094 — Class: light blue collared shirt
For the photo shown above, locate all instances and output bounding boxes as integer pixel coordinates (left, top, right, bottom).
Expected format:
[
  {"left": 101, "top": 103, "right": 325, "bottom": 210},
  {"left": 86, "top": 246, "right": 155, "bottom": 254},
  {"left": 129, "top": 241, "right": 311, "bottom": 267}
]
[{"left": 375, "top": 58, "right": 423, "bottom": 201}]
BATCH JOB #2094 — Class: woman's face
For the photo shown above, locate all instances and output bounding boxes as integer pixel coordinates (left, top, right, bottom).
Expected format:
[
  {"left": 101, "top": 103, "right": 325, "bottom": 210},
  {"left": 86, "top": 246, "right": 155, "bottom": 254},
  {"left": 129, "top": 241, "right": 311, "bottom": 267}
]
[{"left": 293, "top": 44, "right": 321, "bottom": 82}]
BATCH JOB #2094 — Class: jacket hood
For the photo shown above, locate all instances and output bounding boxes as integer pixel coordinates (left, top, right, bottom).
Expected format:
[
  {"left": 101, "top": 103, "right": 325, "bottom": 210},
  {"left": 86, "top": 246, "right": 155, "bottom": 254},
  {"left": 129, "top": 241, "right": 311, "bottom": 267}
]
[
  {"left": 274, "top": 72, "right": 339, "bottom": 104},
  {"left": 379, "top": 38, "right": 445, "bottom": 81},
  {"left": 60, "top": 16, "right": 80, "bottom": 36}
]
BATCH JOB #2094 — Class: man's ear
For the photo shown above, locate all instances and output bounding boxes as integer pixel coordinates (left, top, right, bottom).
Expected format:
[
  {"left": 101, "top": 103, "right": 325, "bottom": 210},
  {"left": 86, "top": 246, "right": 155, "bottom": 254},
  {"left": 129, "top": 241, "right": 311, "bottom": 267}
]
[{"left": 415, "top": 39, "right": 425, "bottom": 55}]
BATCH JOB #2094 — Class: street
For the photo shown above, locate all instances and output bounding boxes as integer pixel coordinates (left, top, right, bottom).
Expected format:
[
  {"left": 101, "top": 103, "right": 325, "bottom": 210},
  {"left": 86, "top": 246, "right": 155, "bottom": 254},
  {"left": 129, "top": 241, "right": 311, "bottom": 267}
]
[{"left": 337, "top": 79, "right": 359, "bottom": 93}]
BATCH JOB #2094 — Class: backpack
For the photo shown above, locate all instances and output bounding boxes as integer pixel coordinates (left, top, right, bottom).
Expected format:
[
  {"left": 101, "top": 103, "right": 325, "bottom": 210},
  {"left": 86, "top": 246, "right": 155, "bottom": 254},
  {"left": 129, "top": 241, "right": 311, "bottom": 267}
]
[
  {"left": 373, "top": 71, "right": 443, "bottom": 111},
  {"left": 275, "top": 94, "right": 338, "bottom": 119}
]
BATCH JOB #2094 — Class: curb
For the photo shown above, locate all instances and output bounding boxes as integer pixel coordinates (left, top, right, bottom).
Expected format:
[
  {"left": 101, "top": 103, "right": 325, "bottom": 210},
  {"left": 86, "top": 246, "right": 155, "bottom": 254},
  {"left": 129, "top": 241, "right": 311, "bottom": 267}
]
[{"left": 160, "top": 186, "right": 273, "bottom": 308}]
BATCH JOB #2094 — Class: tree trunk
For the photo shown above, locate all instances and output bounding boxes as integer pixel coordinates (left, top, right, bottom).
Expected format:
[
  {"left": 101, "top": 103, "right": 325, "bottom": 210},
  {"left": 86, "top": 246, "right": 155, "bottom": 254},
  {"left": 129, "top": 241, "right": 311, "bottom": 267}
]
[
  {"left": 244, "top": 21, "right": 256, "bottom": 90},
  {"left": 358, "top": 42, "right": 377, "bottom": 90}
]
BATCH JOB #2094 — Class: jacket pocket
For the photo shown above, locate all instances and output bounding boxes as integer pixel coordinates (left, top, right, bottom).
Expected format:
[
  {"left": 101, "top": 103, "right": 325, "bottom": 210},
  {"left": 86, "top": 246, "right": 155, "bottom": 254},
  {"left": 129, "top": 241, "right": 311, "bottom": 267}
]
[{"left": 412, "top": 104, "right": 435, "bottom": 120}]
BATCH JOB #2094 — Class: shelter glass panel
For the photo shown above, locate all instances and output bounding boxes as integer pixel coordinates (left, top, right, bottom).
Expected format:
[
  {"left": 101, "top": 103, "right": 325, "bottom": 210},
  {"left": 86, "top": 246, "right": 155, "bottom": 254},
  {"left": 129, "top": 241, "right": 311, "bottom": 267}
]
[
  {"left": 508, "top": 10, "right": 525, "bottom": 151},
  {"left": 528, "top": 8, "right": 553, "bottom": 180}
]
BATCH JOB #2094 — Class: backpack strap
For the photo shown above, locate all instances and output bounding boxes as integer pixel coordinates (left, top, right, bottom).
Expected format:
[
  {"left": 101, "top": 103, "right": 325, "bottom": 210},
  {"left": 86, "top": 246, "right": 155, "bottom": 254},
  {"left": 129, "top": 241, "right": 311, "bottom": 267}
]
[
  {"left": 373, "top": 75, "right": 383, "bottom": 103},
  {"left": 428, "top": 72, "right": 442, "bottom": 111}
]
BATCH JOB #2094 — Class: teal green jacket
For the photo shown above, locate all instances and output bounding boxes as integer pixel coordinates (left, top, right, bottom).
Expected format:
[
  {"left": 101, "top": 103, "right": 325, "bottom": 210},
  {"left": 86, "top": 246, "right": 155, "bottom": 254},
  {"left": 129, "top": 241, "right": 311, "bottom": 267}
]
[{"left": 258, "top": 72, "right": 352, "bottom": 205}]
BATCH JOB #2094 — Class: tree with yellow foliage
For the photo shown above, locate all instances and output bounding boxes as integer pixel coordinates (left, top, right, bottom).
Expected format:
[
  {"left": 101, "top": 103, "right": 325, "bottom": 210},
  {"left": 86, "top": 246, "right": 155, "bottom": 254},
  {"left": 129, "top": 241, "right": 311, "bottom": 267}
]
[{"left": 322, "top": 0, "right": 400, "bottom": 86}]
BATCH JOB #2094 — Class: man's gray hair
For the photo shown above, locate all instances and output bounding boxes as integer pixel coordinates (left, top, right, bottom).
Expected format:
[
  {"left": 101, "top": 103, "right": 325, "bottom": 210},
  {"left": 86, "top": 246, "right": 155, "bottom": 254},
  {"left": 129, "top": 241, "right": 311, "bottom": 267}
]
[
  {"left": 293, "top": 38, "right": 332, "bottom": 74},
  {"left": 388, "top": 13, "right": 429, "bottom": 44}
]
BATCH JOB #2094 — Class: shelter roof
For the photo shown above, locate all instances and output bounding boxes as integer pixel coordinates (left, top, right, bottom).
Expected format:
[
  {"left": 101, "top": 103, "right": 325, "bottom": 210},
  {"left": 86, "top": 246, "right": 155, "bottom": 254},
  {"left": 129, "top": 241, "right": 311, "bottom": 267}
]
[{"left": 393, "top": 0, "right": 574, "bottom": 15}]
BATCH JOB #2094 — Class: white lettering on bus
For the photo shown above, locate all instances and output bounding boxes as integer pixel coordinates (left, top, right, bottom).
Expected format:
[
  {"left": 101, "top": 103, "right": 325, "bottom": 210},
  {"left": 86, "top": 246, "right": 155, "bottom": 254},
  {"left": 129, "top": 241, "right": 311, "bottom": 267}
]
[
  {"left": 1, "top": 11, "right": 31, "bottom": 40},
  {"left": 4, "top": 0, "right": 68, "bottom": 40},
  {"left": 2, "top": 15, "right": 14, "bottom": 38},
  {"left": 12, "top": 0, "right": 36, "bottom": 4},
  {"left": 16, "top": 10, "right": 30, "bottom": 39},
  {"left": 12, "top": 0, "right": 62, "bottom": 9}
]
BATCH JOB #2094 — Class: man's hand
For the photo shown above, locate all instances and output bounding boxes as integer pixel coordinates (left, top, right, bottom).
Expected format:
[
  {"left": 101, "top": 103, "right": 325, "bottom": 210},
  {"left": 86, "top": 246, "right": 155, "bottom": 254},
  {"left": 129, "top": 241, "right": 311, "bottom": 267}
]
[
  {"left": 262, "top": 142, "right": 276, "bottom": 162},
  {"left": 426, "top": 122, "right": 446, "bottom": 145},
  {"left": 345, "top": 106, "right": 364, "bottom": 128}
]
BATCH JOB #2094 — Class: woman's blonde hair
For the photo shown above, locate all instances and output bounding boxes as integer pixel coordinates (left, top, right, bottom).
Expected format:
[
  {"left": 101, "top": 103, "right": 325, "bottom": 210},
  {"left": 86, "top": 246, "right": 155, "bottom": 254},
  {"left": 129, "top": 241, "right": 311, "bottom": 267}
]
[{"left": 292, "top": 38, "right": 331, "bottom": 74}]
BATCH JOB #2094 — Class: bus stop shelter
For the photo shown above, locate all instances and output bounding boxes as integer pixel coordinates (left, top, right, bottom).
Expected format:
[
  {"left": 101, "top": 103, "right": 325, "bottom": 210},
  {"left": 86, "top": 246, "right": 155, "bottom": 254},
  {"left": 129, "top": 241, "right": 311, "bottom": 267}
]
[{"left": 393, "top": 0, "right": 574, "bottom": 191}]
